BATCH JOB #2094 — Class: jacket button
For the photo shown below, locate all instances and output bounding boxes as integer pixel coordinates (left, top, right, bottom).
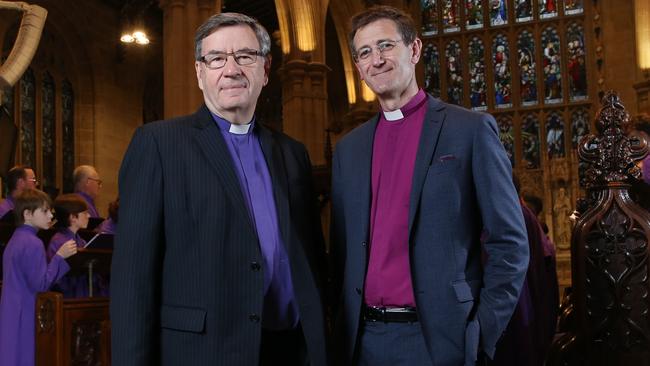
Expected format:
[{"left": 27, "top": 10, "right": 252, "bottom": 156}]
[
  {"left": 355, "top": 288, "right": 362, "bottom": 295},
  {"left": 361, "top": 241, "right": 367, "bottom": 247},
  {"left": 249, "top": 313, "right": 260, "bottom": 323},
  {"left": 250, "top": 262, "right": 261, "bottom": 271}
]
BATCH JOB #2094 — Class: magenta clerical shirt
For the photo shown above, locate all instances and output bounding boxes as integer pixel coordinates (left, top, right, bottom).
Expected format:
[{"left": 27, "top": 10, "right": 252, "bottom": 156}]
[{"left": 364, "top": 89, "right": 428, "bottom": 307}]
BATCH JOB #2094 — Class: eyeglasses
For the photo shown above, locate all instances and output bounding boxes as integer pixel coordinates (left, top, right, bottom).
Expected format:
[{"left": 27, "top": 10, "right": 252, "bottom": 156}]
[
  {"left": 354, "top": 39, "right": 403, "bottom": 63},
  {"left": 199, "top": 50, "right": 263, "bottom": 70},
  {"left": 88, "top": 177, "right": 103, "bottom": 187}
]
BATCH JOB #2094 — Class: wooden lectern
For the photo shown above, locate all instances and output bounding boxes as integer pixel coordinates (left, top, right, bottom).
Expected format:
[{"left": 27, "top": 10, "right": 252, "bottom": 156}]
[{"left": 35, "top": 247, "right": 113, "bottom": 366}]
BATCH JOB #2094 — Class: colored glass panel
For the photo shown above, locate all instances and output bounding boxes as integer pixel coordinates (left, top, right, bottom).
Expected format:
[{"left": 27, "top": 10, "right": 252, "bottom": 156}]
[
  {"left": 497, "top": 116, "right": 515, "bottom": 166},
  {"left": 522, "top": 114, "right": 541, "bottom": 169},
  {"left": 442, "top": 0, "right": 461, "bottom": 32},
  {"left": 542, "top": 27, "right": 563, "bottom": 104},
  {"left": 515, "top": 0, "right": 533, "bottom": 22},
  {"left": 424, "top": 44, "right": 442, "bottom": 97},
  {"left": 518, "top": 30, "right": 538, "bottom": 106},
  {"left": 468, "top": 37, "right": 487, "bottom": 110},
  {"left": 490, "top": 0, "right": 508, "bottom": 26},
  {"left": 62, "top": 80, "right": 75, "bottom": 193},
  {"left": 571, "top": 108, "right": 590, "bottom": 148},
  {"left": 446, "top": 41, "right": 463, "bottom": 105},
  {"left": 546, "top": 111, "right": 565, "bottom": 158},
  {"left": 493, "top": 34, "right": 512, "bottom": 108},
  {"left": 565, "top": 0, "right": 583, "bottom": 15},
  {"left": 20, "top": 68, "right": 35, "bottom": 168},
  {"left": 539, "top": 0, "right": 558, "bottom": 18},
  {"left": 41, "top": 72, "right": 56, "bottom": 190},
  {"left": 567, "top": 22, "right": 588, "bottom": 101},
  {"left": 465, "top": 0, "right": 483, "bottom": 29},
  {"left": 422, "top": 0, "right": 439, "bottom": 35}
]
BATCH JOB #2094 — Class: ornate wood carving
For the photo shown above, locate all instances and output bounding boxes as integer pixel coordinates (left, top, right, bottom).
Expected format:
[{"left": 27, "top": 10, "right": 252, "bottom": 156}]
[
  {"left": 71, "top": 320, "right": 102, "bottom": 366},
  {"left": 547, "top": 91, "right": 650, "bottom": 365},
  {"left": 37, "top": 297, "right": 54, "bottom": 333}
]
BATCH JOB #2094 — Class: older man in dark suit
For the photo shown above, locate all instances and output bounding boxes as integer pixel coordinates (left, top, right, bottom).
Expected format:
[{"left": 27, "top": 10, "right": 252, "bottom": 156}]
[
  {"left": 111, "top": 12, "right": 327, "bottom": 366},
  {"left": 331, "top": 6, "right": 529, "bottom": 366}
]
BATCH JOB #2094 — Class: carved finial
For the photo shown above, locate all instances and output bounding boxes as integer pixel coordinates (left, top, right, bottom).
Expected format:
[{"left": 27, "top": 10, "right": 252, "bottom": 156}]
[{"left": 578, "top": 91, "right": 648, "bottom": 188}]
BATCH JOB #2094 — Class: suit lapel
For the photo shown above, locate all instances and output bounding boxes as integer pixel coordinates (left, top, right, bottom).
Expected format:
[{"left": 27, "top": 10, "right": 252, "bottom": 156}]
[
  {"left": 357, "top": 115, "right": 380, "bottom": 240},
  {"left": 191, "top": 106, "right": 254, "bottom": 231},
  {"left": 408, "top": 96, "right": 447, "bottom": 236},
  {"left": 257, "top": 124, "right": 292, "bottom": 252}
]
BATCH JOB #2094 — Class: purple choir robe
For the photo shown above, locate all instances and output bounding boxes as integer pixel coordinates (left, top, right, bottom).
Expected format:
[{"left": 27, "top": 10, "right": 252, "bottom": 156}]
[
  {"left": 0, "top": 196, "right": 15, "bottom": 220},
  {"left": 95, "top": 218, "right": 116, "bottom": 234},
  {"left": 0, "top": 225, "right": 70, "bottom": 366},
  {"left": 47, "top": 229, "right": 109, "bottom": 298}
]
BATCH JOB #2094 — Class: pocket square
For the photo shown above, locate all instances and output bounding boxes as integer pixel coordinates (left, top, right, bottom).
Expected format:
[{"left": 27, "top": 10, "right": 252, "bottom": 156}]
[{"left": 439, "top": 154, "right": 457, "bottom": 161}]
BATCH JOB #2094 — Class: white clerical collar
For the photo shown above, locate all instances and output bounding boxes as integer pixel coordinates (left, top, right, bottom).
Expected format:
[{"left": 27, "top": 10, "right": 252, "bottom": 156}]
[
  {"left": 383, "top": 108, "right": 404, "bottom": 121},
  {"left": 229, "top": 123, "right": 252, "bottom": 134}
]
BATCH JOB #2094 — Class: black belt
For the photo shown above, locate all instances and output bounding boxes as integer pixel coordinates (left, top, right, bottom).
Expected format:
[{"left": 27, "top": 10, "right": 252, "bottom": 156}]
[{"left": 363, "top": 305, "right": 418, "bottom": 323}]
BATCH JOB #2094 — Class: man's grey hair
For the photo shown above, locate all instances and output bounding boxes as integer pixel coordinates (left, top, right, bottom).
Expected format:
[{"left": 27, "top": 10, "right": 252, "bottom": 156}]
[
  {"left": 194, "top": 12, "right": 271, "bottom": 60},
  {"left": 73, "top": 165, "right": 96, "bottom": 191}
]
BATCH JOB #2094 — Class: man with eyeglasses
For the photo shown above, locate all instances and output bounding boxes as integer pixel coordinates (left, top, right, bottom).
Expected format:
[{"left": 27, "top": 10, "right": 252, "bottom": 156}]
[
  {"left": 112, "top": 12, "right": 327, "bottom": 366},
  {"left": 72, "top": 165, "right": 102, "bottom": 218},
  {"left": 0, "top": 165, "right": 37, "bottom": 221},
  {"left": 330, "top": 6, "right": 528, "bottom": 366}
]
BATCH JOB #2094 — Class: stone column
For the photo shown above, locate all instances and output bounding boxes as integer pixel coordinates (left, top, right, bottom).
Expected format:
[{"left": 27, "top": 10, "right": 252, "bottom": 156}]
[
  {"left": 160, "top": 0, "right": 187, "bottom": 118},
  {"left": 281, "top": 59, "right": 330, "bottom": 166}
]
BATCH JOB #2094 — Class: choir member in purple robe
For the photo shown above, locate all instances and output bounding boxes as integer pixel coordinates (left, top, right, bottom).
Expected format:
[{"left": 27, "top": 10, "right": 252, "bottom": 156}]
[
  {"left": 0, "top": 189, "right": 78, "bottom": 366},
  {"left": 72, "top": 165, "right": 102, "bottom": 218},
  {"left": 96, "top": 197, "right": 118, "bottom": 234},
  {"left": 0, "top": 166, "right": 37, "bottom": 220},
  {"left": 47, "top": 194, "right": 109, "bottom": 297}
]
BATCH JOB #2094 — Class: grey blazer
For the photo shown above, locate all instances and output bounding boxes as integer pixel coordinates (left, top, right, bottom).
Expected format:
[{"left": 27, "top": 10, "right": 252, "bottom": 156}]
[{"left": 331, "top": 95, "right": 529, "bottom": 366}]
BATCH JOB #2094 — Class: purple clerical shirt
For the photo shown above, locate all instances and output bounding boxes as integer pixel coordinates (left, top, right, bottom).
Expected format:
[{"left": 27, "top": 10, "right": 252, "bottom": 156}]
[
  {"left": 0, "top": 196, "right": 15, "bottom": 219},
  {"left": 212, "top": 113, "right": 299, "bottom": 330},
  {"left": 364, "top": 89, "right": 428, "bottom": 307},
  {"left": 76, "top": 192, "right": 100, "bottom": 218}
]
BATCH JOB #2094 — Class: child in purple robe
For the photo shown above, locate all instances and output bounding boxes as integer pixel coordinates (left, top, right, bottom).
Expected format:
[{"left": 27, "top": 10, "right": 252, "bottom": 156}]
[
  {"left": 47, "top": 194, "right": 109, "bottom": 297},
  {"left": 0, "top": 189, "right": 78, "bottom": 366},
  {"left": 96, "top": 197, "right": 119, "bottom": 234}
]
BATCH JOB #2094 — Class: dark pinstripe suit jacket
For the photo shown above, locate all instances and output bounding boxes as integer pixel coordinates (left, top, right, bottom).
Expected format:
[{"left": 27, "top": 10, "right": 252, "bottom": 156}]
[{"left": 111, "top": 105, "right": 328, "bottom": 366}]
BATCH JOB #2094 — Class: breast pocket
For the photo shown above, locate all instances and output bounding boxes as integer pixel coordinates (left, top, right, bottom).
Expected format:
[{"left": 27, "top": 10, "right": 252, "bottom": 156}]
[{"left": 428, "top": 158, "right": 461, "bottom": 175}]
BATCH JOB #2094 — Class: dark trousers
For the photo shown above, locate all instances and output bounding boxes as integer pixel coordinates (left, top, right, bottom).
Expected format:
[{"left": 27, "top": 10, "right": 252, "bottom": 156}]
[
  {"left": 259, "top": 324, "right": 309, "bottom": 366},
  {"left": 355, "top": 321, "right": 432, "bottom": 366}
]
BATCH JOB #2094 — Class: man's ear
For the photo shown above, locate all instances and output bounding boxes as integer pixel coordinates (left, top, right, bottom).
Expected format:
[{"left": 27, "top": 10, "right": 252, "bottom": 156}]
[
  {"left": 263, "top": 55, "right": 272, "bottom": 86},
  {"left": 411, "top": 37, "right": 423, "bottom": 65},
  {"left": 195, "top": 61, "right": 205, "bottom": 90}
]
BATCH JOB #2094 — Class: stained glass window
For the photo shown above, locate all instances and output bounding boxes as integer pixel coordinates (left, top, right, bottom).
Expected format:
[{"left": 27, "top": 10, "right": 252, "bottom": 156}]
[
  {"left": 565, "top": 0, "right": 583, "bottom": 15},
  {"left": 41, "top": 72, "right": 56, "bottom": 190},
  {"left": 539, "top": 0, "right": 558, "bottom": 19},
  {"left": 442, "top": 0, "right": 461, "bottom": 33},
  {"left": 542, "top": 27, "right": 562, "bottom": 104},
  {"left": 465, "top": 0, "right": 483, "bottom": 30},
  {"left": 421, "top": 0, "right": 438, "bottom": 36},
  {"left": 492, "top": 34, "right": 512, "bottom": 108},
  {"left": 62, "top": 80, "right": 75, "bottom": 193},
  {"left": 570, "top": 108, "right": 589, "bottom": 149},
  {"left": 522, "top": 114, "right": 541, "bottom": 169},
  {"left": 517, "top": 30, "right": 537, "bottom": 106},
  {"left": 515, "top": 0, "right": 533, "bottom": 23},
  {"left": 446, "top": 40, "right": 463, "bottom": 105},
  {"left": 468, "top": 37, "right": 487, "bottom": 110},
  {"left": 424, "top": 44, "right": 441, "bottom": 97},
  {"left": 546, "top": 111, "right": 565, "bottom": 158},
  {"left": 20, "top": 68, "right": 35, "bottom": 168},
  {"left": 497, "top": 115, "right": 515, "bottom": 166},
  {"left": 490, "top": 0, "right": 508, "bottom": 26},
  {"left": 567, "top": 22, "right": 588, "bottom": 102}
]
